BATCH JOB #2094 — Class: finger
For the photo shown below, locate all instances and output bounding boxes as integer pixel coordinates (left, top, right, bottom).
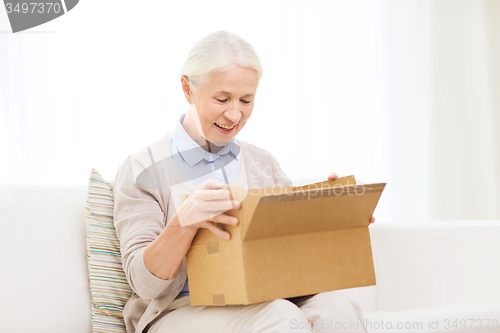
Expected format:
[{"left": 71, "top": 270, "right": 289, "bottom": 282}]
[
  {"left": 328, "top": 172, "right": 338, "bottom": 181},
  {"left": 206, "top": 222, "right": 231, "bottom": 240},
  {"left": 198, "top": 178, "right": 226, "bottom": 190},
  {"left": 206, "top": 200, "right": 241, "bottom": 215},
  {"left": 196, "top": 188, "right": 232, "bottom": 201},
  {"left": 212, "top": 213, "right": 239, "bottom": 226},
  {"left": 369, "top": 216, "right": 375, "bottom": 224}
]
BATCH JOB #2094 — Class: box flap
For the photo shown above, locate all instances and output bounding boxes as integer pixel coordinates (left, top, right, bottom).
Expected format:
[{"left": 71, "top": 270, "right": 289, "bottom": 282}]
[
  {"left": 242, "top": 182, "right": 386, "bottom": 241},
  {"left": 290, "top": 175, "right": 356, "bottom": 192},
  {"left": 240, "top": 176, "right": 357, "bottom": 241}
]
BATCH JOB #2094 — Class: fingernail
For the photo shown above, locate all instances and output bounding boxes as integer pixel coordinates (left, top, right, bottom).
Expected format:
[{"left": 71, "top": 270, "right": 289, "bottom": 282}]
[
  {"left": 225, "top": 233, "right": 231, "bottom": 239},
  {"left": 232, "top": 218, "right": 239, "bottom": 225}
]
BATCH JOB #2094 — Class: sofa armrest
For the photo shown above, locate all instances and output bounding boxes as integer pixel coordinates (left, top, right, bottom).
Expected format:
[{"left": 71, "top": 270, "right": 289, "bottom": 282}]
[{"left": 369, "top": 220, "right": 500, "bottom": 311}]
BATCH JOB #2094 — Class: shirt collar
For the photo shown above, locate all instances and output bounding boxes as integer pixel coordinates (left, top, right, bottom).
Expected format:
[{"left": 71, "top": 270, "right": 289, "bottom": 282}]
[{"left": 171, "top": 113, "right": 240, "bottom": 167}]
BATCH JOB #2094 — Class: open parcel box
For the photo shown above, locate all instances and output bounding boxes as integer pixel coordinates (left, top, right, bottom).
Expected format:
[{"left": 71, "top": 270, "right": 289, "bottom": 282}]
[{"left": 185, "top": 176, "right": 386, "bottom": 306}]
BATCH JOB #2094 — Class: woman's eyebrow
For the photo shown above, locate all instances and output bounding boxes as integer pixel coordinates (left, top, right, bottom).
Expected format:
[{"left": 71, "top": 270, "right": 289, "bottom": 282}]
[
  {"left": 215, "top": 91, "right": 231, "bottom": 95},
  {"left": 214, "top": 91, "right": 255, "bottom": 98}
]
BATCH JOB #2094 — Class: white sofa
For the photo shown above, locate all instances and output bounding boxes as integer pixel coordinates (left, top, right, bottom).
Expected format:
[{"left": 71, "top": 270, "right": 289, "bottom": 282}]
[{"left": 1, "top": 184, "right": 499, "bottom": 333}]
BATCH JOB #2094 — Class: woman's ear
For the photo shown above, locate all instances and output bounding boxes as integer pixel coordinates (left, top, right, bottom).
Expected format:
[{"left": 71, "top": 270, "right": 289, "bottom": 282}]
[{"left": 181, "top": 75, "right": 193, "bottom": 104}]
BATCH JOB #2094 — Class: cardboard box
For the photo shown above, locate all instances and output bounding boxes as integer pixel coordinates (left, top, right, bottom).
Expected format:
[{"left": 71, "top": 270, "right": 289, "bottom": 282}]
[{"left": 185, "top": 176, "right": 386, "bottom": 306}]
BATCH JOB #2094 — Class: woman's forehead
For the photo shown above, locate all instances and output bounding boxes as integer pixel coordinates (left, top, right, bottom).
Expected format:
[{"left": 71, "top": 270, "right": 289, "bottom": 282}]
[{"left": 201, "top": 67, "right": 258, "bottom": 93}]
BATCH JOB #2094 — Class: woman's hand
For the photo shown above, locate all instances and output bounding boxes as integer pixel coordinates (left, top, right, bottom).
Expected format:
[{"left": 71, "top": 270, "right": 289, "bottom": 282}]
[
  {"left": 328, "top": 172, "right": 375, "bottom": 225},
  {"left": 175, "top": 178, "right": 241, "bottom": 240},
  {"left": 144, "top": 179, "right": 241, "bottom": 280}
]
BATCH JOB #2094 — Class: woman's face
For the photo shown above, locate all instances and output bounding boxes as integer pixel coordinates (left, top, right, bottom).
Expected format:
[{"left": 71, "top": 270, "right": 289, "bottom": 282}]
[{"left": 183, "top": 65, "right": 259, "bottom": 146}]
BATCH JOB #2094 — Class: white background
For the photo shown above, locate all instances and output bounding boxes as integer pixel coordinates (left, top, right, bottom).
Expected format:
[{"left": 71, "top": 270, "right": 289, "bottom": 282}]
[{"left": 1, "top": 0, "right": 499, "bottom": 223}]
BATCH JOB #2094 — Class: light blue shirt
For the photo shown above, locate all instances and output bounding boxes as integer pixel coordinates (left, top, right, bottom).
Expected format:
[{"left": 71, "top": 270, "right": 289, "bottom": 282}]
[{"left": 170, "top": 113, "right": 241, "bottom": 297}]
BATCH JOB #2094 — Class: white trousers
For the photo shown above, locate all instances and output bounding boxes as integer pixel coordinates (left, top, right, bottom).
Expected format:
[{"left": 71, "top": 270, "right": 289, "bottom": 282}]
[{"left": 147, "top": 291, "right": 368, "bottom": 333}]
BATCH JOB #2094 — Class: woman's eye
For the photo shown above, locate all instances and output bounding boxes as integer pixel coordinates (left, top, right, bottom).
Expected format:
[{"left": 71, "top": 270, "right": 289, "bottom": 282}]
[
  {"left": 241, "top": 100, "right": 251, "bottom": 104},
  {"left": 217, "top": 98, "right": 228, "bottom": 103}
]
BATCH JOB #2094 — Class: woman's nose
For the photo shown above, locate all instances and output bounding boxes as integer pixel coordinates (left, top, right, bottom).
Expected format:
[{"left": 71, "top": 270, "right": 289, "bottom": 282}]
[{"left": 224, "top": 106, "right": 241, "bottom": 123}]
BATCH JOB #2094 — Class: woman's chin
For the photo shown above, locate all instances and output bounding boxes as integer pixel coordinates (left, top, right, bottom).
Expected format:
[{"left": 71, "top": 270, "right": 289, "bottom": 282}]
[{"left": 209, "top": 137, "right": 233, "bottom": 146}]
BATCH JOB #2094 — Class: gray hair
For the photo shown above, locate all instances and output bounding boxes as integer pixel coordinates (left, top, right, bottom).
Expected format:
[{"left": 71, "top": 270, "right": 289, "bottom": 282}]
[{"left": 181, "top": 30, "right": 263, "bottom": 90}]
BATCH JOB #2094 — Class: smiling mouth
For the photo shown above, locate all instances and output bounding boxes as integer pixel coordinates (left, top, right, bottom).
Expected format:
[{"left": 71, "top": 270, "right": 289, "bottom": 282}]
[{"left": 215, "top": 122, "right": 236, "bottom": 131}]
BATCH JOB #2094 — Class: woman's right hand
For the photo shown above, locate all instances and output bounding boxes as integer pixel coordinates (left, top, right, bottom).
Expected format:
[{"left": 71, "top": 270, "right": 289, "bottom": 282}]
[{"left": 175, "top": 179, "right": 241, "bottom": 240}]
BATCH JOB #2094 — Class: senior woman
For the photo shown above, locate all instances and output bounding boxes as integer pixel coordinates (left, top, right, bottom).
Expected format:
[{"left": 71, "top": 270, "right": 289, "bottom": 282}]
[{"left": 113, "top": 31, "right": 373, "bottom": 333}]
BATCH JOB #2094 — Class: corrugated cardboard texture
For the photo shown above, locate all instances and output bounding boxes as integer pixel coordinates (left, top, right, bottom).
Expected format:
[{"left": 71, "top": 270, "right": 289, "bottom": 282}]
[
  {"left": 187, "top": 240, "right": 247, "bottom": 305},
  {"left": 242, "top": 228, "right": 375, "bottom": 304},
  {"left": 186, "top": 176, "right": 385, "bottom": 306}
]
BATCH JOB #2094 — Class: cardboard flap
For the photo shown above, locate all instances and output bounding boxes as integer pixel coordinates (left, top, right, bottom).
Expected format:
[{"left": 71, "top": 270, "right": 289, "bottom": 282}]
[
  {"left": 242, "top": 182, "right": 386, "bottom": 241},
  {"left": 290, "top": 175, "right": 357, "bottom": 192},
  {"left": 240, "top": 176, "right": 357, "bottom": 241}
]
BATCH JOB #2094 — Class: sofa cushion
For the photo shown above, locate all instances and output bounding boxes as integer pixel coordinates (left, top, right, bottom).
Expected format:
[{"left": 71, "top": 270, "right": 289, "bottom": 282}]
[
  {"left": 86, "top": 169, "right": 132, "bottom": 333},
  {"left": 369, "top": 221, "right": 500, "bottom": 311},
  {"left": 363, "top": 305, "right": 500, "bottom": 333},
  {"left": 0, "top": 185, "right": 90, "bottom": 333}
]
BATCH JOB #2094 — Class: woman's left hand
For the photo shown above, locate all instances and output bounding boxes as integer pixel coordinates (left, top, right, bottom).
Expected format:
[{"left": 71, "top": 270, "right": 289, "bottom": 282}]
[{"left": 328, "top": 172, "right": 375, "bottom": 225}]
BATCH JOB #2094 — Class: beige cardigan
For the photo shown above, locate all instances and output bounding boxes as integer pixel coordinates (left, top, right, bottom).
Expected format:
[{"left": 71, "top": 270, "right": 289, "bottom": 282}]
[{"left": 113, "top": 132, "right": 292, "bottom": 333}]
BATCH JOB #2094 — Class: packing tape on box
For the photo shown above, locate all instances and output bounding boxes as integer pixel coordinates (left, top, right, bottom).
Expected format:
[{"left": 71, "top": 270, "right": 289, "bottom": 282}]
[
  {"left": 212, "top": 293, "right": 226, "bottom": 306},
  {"left": 207, "top": 243, "right": 220, "bottom": 255}
]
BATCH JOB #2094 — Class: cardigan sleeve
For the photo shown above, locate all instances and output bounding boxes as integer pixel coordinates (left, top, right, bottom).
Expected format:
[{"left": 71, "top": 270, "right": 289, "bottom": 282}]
[{"left": 113, "top": 156, "right": 177, "bottom": 300}]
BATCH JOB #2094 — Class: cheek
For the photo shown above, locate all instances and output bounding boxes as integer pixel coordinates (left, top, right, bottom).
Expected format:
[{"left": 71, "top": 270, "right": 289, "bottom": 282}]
[
  {"left": 241, "top": 106, "right": 254, "bottom": 121},
  {"left": 207, "top": 104, "right": 227, "bottom": 121},
  {"left": 197, "top": 99, "right": 220, "bottom": 119}
]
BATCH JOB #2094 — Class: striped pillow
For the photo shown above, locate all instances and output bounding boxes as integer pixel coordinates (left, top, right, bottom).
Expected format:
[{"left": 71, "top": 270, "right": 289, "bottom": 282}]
[{"left": 86, "top": 169, "right": 132, "bottom": 333}]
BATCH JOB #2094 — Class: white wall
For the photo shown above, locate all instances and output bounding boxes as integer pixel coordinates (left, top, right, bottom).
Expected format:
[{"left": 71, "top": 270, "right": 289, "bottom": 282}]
[{"left": 1, "top": 0, "right": 499, "bottom": 223}]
